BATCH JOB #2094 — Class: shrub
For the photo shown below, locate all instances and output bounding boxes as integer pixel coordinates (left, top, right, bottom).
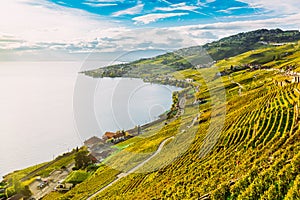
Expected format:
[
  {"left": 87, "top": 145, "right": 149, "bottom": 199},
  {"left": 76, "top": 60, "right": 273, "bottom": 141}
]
[
  {"left": 65, "top": 170, "right": 90, "bottom": 185},
  {"left": 5, "top": 186, "right": 15, "bottom": 198},
  {"left": 86, "top": 164, "right": 99, "bottom": 172}
]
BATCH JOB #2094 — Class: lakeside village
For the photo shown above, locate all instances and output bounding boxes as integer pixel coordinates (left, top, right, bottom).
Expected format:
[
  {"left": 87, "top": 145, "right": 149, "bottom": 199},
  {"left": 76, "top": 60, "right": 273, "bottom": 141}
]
[
  {"left": 1, "top": 63, "right": 300, "bottom": 200},
  {"left": 0, "top": 77, "right": 195, "bottom": 200}
]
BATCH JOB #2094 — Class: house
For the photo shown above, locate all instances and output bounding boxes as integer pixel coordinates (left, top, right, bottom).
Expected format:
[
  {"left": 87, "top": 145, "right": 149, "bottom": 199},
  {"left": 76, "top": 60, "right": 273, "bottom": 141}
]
[
  {"left": 54, "top": 183, "right": 73, "bottom": 192},
  {"left": 84, "top": 136, "right": 103, "bottom": 148},
  {"left": 87, "top": 154, "right": 98, "bottom": 164},
  {"left": 92, "top": 149, "right": 115, "bottom": 161},
  {"left": 102, "top": 132, "right": 116, "bottom": 140},
  {"left": 7, "top": 194, "right": 25, "bottom": 200},
  {"left": 113, "top": 131, "right": 126, "bottom": 142},
  {"left": 185, "top": 78, "right": 193, "bottom": 83},
  {"left": 102, "top": 131, "right": 133, "bottom": 143}
]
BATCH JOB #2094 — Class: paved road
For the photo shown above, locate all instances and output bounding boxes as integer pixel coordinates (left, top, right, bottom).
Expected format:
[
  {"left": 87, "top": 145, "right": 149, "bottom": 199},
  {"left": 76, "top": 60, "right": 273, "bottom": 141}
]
[
  {"left": 175, "top": 96, "right": 186, "bottom": 118},
  {"left": 87, "top": 137, "right": 174, "bottom": 200},
  {"left": 29, "top": 163, "right": 74, "bottom": 200}
]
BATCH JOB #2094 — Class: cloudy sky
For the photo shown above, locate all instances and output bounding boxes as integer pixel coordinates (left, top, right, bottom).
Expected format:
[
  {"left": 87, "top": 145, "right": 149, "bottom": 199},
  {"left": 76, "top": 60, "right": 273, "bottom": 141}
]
[{"left": 0, "top": 0, "right": 299, "bottom": 61}]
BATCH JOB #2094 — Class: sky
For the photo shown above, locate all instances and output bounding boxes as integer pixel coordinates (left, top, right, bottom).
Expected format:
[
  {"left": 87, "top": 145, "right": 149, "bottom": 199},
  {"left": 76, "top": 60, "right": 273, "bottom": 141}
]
[{"left": 0, "top": 0, "right": 299, "bottom": 61}]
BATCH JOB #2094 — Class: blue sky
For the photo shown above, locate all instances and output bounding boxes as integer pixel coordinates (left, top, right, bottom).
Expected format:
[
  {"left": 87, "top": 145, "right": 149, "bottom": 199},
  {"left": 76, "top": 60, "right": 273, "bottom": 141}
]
[
  {"left": 48, "top": 0, "right": 262, "bottom": 26},
  {"left": 0, "top": 0, "right": 299, "bottom": 60}
]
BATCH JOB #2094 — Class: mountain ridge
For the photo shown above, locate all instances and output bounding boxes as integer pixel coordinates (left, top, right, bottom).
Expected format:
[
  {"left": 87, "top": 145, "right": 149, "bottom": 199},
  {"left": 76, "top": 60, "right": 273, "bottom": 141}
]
[{"left": 84, "top": 29, "right": 300, "bottom": 80}]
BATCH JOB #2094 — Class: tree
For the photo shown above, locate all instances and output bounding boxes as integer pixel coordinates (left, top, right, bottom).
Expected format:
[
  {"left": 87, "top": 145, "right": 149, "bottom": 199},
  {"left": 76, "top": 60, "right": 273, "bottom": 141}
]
[
  {"left": 5, "top": 177, "right": 32, "bottom": 198},
  {"left": 74, "top": 150, "right": 90, "bottom": 169}
]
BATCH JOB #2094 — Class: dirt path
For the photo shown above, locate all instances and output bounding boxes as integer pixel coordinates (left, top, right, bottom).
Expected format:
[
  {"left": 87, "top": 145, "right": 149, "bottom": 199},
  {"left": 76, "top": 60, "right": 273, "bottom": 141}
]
[
  {"left": 187, "top": 113, "right": 201, "bottom": 128},
  {"left": 86, "top": 137, "right": 174, "bottom": 200},
  {"left": 231, "top": 80, "right": 244, "bottom": 96}
]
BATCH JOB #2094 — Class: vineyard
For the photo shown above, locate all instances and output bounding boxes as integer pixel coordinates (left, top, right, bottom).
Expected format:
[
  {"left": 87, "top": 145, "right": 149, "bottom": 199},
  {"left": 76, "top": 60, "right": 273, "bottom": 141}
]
[
  {"left": 40, "top": 38, "right": 300, "bottom": 200},
  {"left": 0, "top": 30, "right": 287, "bottom": 199},
  {"left": 86, "top": 68, "right": 300, "bottom": 200}
]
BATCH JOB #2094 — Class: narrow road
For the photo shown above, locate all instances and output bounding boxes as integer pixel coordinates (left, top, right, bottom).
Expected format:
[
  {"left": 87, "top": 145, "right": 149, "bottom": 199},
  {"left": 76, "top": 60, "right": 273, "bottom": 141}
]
[
  {"left": 231, "top": 80, "right": 244, "bottom": 96},
  {"left": 175, "top": 96, "right": 186, "bottom": 118},
  {"left": 187, "top": 113, "right": 201, "bottom": 128},
  {"left": 266, "top": 68, "right": 300, "bottom": 77},
  {"left": 87, "top": 137, "right": 174, "bottom": 200},
  {"left": 29, "top": 163, "right": 74, "bottom": 200}
]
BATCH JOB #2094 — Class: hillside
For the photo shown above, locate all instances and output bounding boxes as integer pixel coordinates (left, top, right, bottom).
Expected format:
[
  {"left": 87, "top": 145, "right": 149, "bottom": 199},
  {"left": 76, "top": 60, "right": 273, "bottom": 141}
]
[
  {"left": 203, "top": 28, "right": 300, "bottom": 60},
  {"left": 84, "top": 29, "right": 300, "bottom": 82},
  {"left": 2, "top": 29, "right": 300, "bottom": 200},
  {"left": 40, "top": 31, "right": 300, "bottom": 200}
]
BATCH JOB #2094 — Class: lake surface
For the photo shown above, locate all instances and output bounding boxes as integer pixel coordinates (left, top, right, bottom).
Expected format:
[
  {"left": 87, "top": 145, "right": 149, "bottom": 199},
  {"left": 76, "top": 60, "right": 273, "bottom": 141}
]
[{"left": 0, "top": 62, "right": 179, "bottom": 178}]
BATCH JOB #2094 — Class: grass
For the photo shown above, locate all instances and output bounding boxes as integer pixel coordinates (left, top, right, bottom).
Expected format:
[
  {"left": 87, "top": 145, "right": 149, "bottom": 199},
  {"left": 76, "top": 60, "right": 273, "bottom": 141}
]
[
  {"left": 2, "top": 149, "right": 78, "bottom": 199},
  {"left": 20, "top": 38, "right": 300, "bottom": 199},
  {"left": 65, "top": 170, "right": 90, "bottom": 185},
  {"left": 4, "top": 150, "right": 77, "bottom": 183},
  {"left": 216, "top": 42, "right": 300, "bottom": 71},
  {"left": 85, "top": 44, "right": 300, "bottom": 200},
  {"left": 3, "top": 162, "right": 47, "bottom": 183}
]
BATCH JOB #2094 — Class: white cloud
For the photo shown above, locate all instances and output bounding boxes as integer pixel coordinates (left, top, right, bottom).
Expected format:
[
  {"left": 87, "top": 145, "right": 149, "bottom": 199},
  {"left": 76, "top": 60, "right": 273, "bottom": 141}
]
[
  {"left": 217, "top": 6, "right": 246, "bottom": 14},
  {"left": 83, "top": 2, "right": 118, "bottom": 7},
  {"left": 159, "top": 0, "right": 172, "bottom": 5},
  {"left": 197, "top": 0, "right": 215, "bottom": 6},
  {"left": 205, "top": 0, "right": 216, "bottom": 3},
  {"left": 1, "top": 0, "right": 300, "bottom": 61},
  {"left": 0, "top": 0, "right": 120, "bottom": 43},
  {"left": 83, "top": 0, "right": 121, "bottom": 7},
  {"left": 170, "top": 13, "right": 300, "bottom": 45},
  {"left": 154, "top": 3, "right": 200, "bottom": 12},
  {"left": 133, "top": 13, "right": 189, "bottom": 25},
  {"left": 236, "top": 0, "right": 300, "bottom": 14},
  {"left": 87, "top": 0, "right": 120, "bottom": 2},
  {"left": 112, "top": 3, "right": 144, "bottom": 17}
]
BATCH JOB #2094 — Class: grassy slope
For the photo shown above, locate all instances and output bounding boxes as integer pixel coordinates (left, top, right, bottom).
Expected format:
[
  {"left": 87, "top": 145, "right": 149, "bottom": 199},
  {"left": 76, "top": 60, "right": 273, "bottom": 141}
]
[
  {"left": 216, "top": 41, "right": 300, "bottom": 71},
  {"left": 43, "top": 42, "right": 300, "bottom": 199},
  {"left": 203, "top": 28, "right": 300, "bottom": 61},
  {"left": 84, "top": 29, "right": 300, "bottom": 81},
  {"left": 89, "top": 50, "right": 300, "bottom": 200},
  {"left": 2, "top": 149, "right": 77, "bottom": 196}
]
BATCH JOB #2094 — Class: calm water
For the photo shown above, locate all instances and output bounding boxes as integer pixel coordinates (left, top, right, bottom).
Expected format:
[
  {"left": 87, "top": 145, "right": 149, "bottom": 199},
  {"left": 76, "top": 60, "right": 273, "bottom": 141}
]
[{"left": 0, "top": 62, "right": 179, "bottom": 178}]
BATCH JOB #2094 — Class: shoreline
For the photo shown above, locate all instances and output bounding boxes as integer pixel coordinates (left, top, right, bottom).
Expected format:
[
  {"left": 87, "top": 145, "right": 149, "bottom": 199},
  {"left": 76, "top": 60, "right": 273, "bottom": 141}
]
[{"left": 1, "top": 77, "right": 184, "bottom": 180}]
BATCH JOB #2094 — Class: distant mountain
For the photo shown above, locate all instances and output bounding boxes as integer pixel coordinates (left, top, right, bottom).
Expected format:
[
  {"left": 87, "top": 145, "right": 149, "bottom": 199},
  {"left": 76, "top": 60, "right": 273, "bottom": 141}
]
[
  {"left": 203, "top": 29, "right": 300, "bottom": 60},
  {"left": 84, "top": 29, "right": 300, "bottom": 79}
]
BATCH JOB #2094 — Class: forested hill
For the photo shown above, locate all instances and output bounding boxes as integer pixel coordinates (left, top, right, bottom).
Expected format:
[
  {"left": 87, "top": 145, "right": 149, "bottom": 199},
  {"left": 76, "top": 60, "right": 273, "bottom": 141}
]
[{"left": 203, "top": 29, "right": 300, "bottom": 60}]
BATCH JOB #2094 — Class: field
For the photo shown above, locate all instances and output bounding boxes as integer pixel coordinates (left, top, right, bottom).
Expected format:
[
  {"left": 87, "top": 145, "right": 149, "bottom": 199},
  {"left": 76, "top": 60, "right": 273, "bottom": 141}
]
[
  {"left": 41, "top": 38, "right": 300, "bottom": 199},
  {"left": 2, "top": 29, "right": 300, "bottom": 200}
]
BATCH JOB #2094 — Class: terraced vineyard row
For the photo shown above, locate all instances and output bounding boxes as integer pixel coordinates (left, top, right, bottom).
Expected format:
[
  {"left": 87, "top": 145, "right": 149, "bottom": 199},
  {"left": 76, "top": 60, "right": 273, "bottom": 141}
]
[
  {"left": 89, "top": 79, "right": 300, "bottom": 199},
  {"left": 39, "top": 40, "right": 300, "bottom": 200}
]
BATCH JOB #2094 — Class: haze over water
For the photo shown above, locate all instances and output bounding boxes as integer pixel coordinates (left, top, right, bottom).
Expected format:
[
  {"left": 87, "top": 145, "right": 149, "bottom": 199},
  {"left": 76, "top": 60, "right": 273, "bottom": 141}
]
[{"left": 0, "top": 62, "right": 179, "bottom": 178}]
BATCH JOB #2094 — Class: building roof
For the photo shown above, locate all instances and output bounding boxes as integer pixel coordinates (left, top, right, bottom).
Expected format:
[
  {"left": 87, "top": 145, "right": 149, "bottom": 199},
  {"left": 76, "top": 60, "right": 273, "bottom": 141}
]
[
  {"left": 8, "top": 194, "right": 24, "bottom": 200},
  {"left": 113, "top": 131, "right": 126, "bottom": 139},
  {"left": 103, "top": 132, "right": 116, "bottom": 139},
  {"left": 84, "top": 136, "right": 103, "bottom": 147}
]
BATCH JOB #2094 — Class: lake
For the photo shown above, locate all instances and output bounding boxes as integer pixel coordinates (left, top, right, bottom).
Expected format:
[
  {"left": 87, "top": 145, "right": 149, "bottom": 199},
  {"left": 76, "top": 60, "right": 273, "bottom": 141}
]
[{"left": 0, "top": 62, "right": 179, "bottom": 178}]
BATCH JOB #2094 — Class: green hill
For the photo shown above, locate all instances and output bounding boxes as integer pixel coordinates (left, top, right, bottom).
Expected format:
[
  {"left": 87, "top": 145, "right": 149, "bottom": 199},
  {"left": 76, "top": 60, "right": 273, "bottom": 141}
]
[
  {"left": 84, "top": 29, "right": 300, "bottom": 82},
  {"left": 46, "top": 44, "right": 300, "bottom": 199},
  {"left": 42, "top": 30, "right": 300, "bottom": 200},
  {"left": 203, "top": 28, "right": 300, "bottom": 60},
  {"left": 5, "top": 29, "right": 300, "bottom": 200}
]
